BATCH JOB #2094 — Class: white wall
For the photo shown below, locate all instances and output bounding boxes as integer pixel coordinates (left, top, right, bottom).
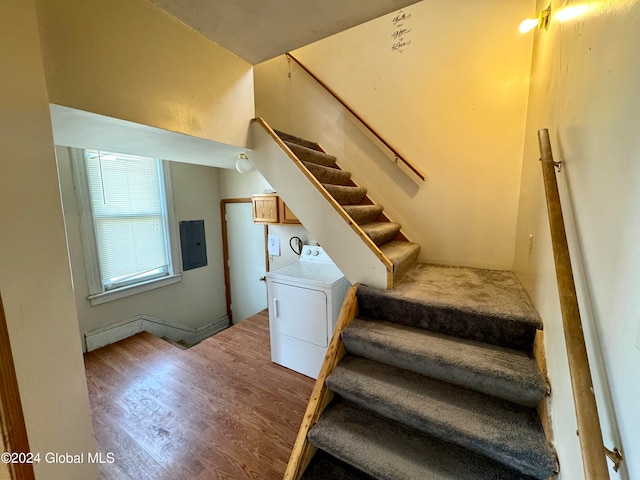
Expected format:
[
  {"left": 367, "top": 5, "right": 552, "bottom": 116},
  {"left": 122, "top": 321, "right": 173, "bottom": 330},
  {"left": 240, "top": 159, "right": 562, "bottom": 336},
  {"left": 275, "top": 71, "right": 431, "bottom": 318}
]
[
  {"left": 255, "top": 0, "right": 535, "bottom": 270},
  {"left": 514, "top": 1, "right": 640, "bottom": 478},
  {"left": 267, "top": 224, "right": 316, "bottom": 271},
  {"left": 36, "top": 0, "right": 254, "bottom": 148},
  {"left": 0, "top": 1, "right": 98, "bottom": 478},
  {"left": 220, "top": 169, "right": 274, "bottom": 200},
  {"left": 56, "top": 147, "right": 229, "bottom": 342}
]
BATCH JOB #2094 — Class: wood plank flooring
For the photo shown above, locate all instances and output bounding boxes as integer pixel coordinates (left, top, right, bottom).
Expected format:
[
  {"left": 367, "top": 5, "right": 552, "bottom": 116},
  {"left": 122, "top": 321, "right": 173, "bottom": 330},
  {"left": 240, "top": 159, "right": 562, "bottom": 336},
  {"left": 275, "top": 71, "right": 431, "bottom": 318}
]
[{"left": 84, "top": 310, "right": 314, "bottom": 480}]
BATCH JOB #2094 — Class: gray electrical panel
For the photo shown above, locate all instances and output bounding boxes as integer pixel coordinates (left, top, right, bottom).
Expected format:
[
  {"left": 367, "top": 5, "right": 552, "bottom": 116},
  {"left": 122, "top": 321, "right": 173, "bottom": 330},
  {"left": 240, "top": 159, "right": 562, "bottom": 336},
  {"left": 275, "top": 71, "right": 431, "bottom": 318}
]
[{"left": 179, "top": 220, "right": 207, "bottom": 270}]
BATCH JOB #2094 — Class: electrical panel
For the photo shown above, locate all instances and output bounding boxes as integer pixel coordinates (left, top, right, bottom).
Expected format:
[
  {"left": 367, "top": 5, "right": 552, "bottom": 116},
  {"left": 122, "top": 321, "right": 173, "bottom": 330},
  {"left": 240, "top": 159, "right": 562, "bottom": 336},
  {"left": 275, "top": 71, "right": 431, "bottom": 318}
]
[{"left": 180, "top": 220, "right": 207, "bottom": 271}]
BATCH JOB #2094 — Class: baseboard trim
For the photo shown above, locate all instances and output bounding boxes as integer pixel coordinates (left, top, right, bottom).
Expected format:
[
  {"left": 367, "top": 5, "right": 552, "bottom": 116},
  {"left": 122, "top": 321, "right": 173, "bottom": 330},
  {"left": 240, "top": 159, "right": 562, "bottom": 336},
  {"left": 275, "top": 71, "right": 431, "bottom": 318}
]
[{"left": 85, "top": 314, "right": 229, "bottom": 352}]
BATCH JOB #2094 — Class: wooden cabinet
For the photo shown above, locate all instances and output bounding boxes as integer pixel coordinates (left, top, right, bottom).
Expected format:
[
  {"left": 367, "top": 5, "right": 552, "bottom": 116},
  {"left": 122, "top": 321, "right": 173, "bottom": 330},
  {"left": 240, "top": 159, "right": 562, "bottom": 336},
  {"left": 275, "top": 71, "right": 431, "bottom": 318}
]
[
  {"left": 251, "top": 194, "right": 300, "bottom": 225},
  {"left": 279, "top": 201, "right": 300, "bottom": 224},
  {"left": 252, "top": 194, "right": 279, "bottom": 223}
]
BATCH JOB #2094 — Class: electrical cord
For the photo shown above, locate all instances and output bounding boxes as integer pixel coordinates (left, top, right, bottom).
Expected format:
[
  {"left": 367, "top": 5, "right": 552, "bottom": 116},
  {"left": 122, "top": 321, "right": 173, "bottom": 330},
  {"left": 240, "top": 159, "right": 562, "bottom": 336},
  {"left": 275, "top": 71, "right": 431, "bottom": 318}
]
[{"left": 289, "top": 236, "right": 302, "bottom": 256}]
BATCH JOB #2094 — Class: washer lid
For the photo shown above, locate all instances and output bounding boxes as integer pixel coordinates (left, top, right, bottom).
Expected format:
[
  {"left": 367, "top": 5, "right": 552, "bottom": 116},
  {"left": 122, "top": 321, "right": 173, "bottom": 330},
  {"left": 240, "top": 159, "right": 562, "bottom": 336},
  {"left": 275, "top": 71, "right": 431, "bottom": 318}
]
[{"left": 267, "top": 260, "right": 346, "bottom": 288}]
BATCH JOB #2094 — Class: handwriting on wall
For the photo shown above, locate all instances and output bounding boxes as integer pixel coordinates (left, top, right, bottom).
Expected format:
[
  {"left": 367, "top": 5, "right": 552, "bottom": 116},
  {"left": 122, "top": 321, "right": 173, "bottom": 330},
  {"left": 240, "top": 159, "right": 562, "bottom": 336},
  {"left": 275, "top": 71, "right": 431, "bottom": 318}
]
[{"left": 391, "top": 9, "right": 413, "bottom": 53}]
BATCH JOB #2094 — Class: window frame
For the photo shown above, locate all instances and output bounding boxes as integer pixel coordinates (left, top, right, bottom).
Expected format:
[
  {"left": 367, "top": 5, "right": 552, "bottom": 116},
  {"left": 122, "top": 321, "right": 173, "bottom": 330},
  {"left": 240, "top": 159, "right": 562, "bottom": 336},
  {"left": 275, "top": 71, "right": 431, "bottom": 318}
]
[{"left": 70, "top": 148, "right": 182, "bottom": 306}]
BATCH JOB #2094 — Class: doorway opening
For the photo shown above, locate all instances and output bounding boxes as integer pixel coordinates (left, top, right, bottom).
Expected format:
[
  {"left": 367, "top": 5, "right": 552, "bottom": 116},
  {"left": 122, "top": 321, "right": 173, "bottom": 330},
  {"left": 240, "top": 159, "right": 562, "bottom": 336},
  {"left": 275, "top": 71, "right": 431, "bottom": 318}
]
[{"left": 221, "top": 198, "right": 269, "bottom": 325}]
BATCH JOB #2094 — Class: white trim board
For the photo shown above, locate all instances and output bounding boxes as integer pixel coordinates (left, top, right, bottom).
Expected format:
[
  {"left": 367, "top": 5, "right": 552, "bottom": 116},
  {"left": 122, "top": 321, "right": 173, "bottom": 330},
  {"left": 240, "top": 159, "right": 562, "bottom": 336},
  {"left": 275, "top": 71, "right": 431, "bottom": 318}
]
[{"left": 85, "top": 314, "right": 228, "bottom": 352}]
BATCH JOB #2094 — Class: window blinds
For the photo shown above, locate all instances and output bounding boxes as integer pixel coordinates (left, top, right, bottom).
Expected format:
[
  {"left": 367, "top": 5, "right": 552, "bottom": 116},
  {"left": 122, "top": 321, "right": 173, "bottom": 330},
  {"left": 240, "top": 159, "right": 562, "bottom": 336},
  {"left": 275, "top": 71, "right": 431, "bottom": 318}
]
[{"left": 85, "top": 150, "right": 169, "bottom": 290}]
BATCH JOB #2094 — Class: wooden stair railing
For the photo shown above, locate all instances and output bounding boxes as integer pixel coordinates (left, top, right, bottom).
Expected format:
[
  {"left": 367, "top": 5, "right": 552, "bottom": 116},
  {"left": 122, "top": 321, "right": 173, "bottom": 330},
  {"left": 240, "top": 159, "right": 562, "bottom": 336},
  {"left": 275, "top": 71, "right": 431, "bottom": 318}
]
[
  {"left": 538, "top": 128, "right": 622, "bottom": 478},
  {"left": 286, "top": 53, "right": 425, "bottom": 182}
]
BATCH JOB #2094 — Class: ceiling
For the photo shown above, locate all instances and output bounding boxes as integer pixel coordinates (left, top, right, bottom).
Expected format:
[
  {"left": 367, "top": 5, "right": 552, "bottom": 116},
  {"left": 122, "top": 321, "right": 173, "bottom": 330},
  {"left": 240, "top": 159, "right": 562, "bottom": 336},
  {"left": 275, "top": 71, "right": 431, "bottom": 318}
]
[{"left": 148, "top": 0, "right": 423, "bottom": 64}]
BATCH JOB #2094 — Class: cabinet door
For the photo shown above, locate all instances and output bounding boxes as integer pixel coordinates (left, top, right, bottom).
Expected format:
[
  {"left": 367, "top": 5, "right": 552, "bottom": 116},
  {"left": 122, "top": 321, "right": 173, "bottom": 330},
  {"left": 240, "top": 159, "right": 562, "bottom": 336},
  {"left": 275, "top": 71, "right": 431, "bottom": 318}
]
[
  {"left": 269, "top": 282, "right": 328, "bottom": 347},
  {"left": 279, "top": 201, "right": 301, "bottom": 224},
  {"left": 252, "top": 195, "right": 278, "bottom": 223}
]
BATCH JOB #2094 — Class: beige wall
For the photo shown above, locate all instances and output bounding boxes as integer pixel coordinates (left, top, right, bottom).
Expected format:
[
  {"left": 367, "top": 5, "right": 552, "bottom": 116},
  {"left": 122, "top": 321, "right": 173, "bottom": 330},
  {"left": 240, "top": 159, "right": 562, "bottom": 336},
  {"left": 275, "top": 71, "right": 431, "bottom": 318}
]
[
  {"left": 0, "top": 1, "right": 98, "bottom": 478},
  {"left": 255, "top": 0, "right": 535, "bottom": 270},
  {"left": 57, "top": 147, "right": 228, "bottom": 339},
  {"left": 36, "top": 0, "right": 254, "bottom": 148},
  {"left": 514, "top": 1, "right": 639, "bottom": 478}
]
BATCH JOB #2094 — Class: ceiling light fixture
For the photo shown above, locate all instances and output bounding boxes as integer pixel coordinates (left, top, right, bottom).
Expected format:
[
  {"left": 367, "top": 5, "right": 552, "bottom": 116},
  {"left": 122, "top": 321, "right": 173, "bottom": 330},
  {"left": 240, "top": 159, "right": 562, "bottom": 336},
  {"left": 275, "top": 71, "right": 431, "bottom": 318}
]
[
  {"left": 519, "top": 5, "right": 551, "bottom": 33},
  {"left": 235, "top": 152, "right": 254, "bottom": 174}
]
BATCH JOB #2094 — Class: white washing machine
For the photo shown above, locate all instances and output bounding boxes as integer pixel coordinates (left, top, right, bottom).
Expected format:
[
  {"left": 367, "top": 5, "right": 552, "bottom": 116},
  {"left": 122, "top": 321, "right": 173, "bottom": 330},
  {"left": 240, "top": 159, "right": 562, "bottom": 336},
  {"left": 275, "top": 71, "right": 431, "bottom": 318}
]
[{"left": 266, "top": 245, "right": 351, "bottom": 379}]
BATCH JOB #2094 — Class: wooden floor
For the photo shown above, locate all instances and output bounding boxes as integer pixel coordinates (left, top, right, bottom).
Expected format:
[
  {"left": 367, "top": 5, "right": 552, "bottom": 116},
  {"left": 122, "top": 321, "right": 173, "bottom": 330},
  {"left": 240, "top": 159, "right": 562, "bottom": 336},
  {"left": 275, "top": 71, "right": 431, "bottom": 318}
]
[{"left": 84, "top": 311, "right": 314, "bottom": 480}]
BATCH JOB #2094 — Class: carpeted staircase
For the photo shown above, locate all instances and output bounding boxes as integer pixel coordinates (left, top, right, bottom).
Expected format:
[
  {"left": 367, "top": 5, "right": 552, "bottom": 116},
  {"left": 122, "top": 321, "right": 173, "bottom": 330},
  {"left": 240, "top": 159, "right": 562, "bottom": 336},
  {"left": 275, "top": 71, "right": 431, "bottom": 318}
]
[
  {"left": 275, "top": 130, "right": 421, "bottom": 282},
  {"left": 299, "top": 264, "right": 558, "bottom": 480},
  {"left": 271, "top": 127, "right": 556, "bottom": 479}
]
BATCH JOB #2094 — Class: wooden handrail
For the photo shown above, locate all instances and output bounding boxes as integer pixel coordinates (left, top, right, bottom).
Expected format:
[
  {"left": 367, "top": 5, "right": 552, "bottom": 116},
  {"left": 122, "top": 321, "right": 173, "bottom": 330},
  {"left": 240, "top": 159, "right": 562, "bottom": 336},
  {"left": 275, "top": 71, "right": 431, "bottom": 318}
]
[
  {"left": 538, "top": 128, "right": 611, "bottom": 479},
  {"left": 286, "top": 53, "right": 426, "bottom": 182}
]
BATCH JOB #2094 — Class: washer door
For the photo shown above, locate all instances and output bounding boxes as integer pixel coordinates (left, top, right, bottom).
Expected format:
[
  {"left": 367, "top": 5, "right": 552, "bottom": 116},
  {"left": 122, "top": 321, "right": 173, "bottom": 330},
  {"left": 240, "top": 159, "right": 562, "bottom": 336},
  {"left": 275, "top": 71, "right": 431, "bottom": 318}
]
[{"left": 270, "top": 282, "right": 328, "bottom": 347}]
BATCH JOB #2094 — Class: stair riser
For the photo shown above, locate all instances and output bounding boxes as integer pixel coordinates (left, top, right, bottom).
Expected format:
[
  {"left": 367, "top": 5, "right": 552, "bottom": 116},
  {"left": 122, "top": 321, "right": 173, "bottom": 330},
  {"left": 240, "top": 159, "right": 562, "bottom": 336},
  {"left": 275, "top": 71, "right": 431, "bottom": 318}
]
[
  {"left": 343, "top": 206, "right": 384, "bottom": 225},
  {"left": 357, "top": 289, "right": 537, "bottom": 351},
  {"left": 302, "top": 450, "right": 377, "bottom": 480},
  {"left": 324, "top": 186, "right": 367, "bottom": 205},
  {"left": 341, "top": 327, "right": 547, "bottom": 407},
  {"left": 326, "top": 358, "right": 556, "bottom": 479},
  {"left": 304, "top": 162, "right": 352, "bottom": 185},
  {"left": 329, "top": 387, "right": 549, "bottom": 479},
  {"left": 379, "top": 242, "right": 420, "bottom": 281},
  {"left": 363, "top": 224, "right": 401, "bottom": 247},
  {"left": 286, "top": 142, "right": 336, "bottom": 167},
  {"left": 308, "top": 401, "right": 541, "bottom": 480},
  {"left": 276, "top": 130, "right": 321, "bottom": 151}
]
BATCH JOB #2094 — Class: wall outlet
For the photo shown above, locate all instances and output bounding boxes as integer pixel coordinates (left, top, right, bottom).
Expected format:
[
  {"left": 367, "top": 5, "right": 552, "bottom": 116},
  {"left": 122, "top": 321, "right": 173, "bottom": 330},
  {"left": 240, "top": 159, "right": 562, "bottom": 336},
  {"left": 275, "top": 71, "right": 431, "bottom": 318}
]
[{"left": 637, "top": 323, "right": 640, "bottom": 352}]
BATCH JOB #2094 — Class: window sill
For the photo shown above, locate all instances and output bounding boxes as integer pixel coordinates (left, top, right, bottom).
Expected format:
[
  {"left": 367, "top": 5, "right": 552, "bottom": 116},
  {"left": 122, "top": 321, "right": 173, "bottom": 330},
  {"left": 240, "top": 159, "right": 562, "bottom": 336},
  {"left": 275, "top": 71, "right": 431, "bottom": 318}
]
[{"left": 88, "top": 274, "right": 182, "bottom": 306}]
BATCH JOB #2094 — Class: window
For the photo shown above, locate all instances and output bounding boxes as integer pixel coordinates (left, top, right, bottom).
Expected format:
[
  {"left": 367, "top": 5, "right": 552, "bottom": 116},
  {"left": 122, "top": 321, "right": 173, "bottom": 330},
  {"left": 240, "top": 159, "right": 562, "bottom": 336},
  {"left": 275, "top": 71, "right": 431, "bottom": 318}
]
[{"left": 72, "top": 148, "right": 181, "bottom": 305}]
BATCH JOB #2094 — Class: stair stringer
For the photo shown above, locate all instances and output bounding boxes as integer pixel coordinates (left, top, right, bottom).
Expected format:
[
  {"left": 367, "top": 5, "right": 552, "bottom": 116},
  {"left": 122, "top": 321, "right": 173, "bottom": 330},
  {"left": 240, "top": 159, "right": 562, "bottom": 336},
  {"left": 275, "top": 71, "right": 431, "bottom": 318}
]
[{"left": 250, "top": 118, "right": 392, "bottom": 289}]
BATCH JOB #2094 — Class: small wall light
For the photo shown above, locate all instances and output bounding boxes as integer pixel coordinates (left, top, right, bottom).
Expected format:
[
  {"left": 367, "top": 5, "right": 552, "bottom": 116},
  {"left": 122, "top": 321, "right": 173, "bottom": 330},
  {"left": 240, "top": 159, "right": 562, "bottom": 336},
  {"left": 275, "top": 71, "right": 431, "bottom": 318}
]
[
  {"left": 519, "top": 4, "right": 551, "bottom": 33},
  {"left": 235, "top": 152, "right": 255, "bottom": 174}
]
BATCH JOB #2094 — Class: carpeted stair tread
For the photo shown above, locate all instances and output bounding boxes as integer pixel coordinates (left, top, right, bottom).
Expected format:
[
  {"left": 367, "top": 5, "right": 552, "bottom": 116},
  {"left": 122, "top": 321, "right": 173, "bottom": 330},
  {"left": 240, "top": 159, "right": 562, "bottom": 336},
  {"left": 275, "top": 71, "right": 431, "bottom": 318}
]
[
  {"left": 379, "top": 240, "right": 420, "bottom": 279},
  {"left": 308, "top": 400, "right": 538, "bottom": 480},
  {"left": 358, "top": 264, "right": 542, "bottom": 351},
  {"left": 286, "top": 141, "right": 337, "bottom": 167},
  {"left": 302, "top": 449, "right": 377, "bottom": 480},
  {"left": 342, "top": 204, "right": 384, "bottom": 225},
  {"left": 342, "top": 318, "right": 548, "bottom": 407},
  {"left": 360, "top": 222, "right": 401, "bottom": 247},
  {"left": 326, "top": 356, "right": 556, "bottom": 479},
  {"left": 303, "top": 161, "right": 352, "bottom": 185},
  {"left": 275, "top": 129, "right": 321, "bottom": 151},
  {"left": 323, "top": 184, "right": 367, "bottom": 205}
]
